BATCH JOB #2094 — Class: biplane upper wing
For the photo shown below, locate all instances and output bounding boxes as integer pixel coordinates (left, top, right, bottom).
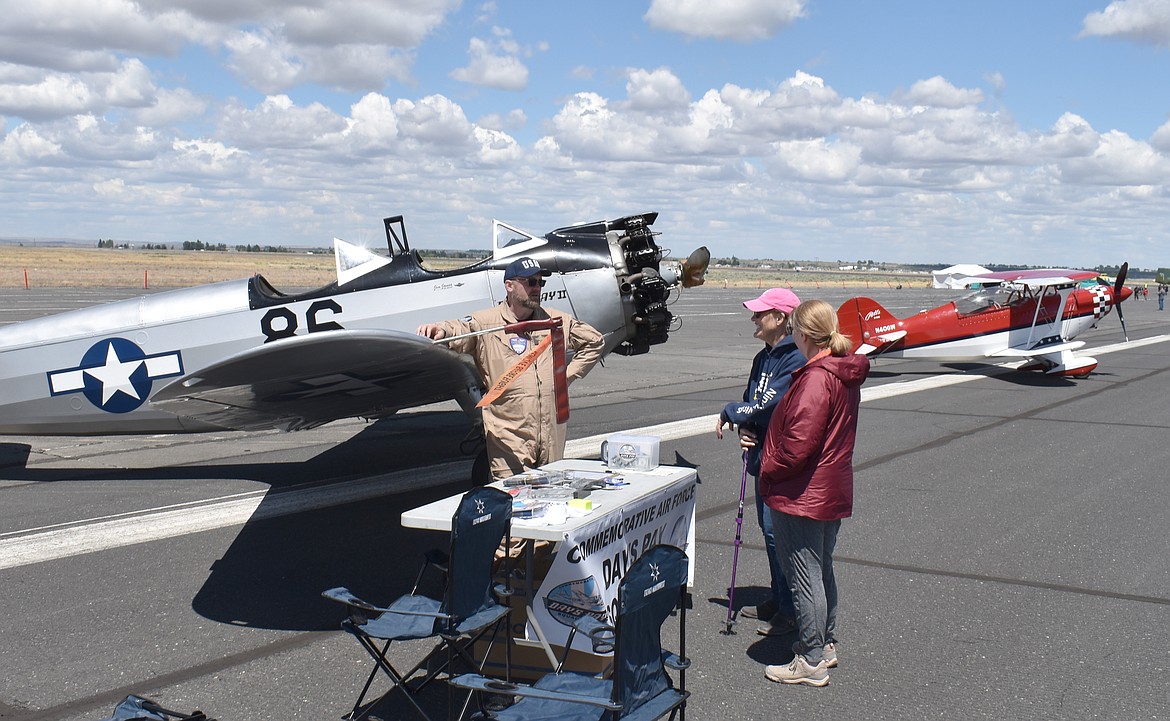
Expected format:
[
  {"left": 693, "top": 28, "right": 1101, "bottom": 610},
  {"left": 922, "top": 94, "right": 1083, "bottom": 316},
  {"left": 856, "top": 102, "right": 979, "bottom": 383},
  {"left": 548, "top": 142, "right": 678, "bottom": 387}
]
[
  {"left": 968, "top": 269, "right": 1100, "bottom": 287},
  {"left": 149, "top": 330, "right": 483, "bottom": 432}
]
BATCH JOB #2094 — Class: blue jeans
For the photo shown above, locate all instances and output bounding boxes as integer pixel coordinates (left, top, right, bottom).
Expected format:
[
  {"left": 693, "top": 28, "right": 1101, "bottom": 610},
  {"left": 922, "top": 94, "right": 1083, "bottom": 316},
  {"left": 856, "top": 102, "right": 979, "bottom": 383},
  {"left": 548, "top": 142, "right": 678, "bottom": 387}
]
[
  {"left": 771, "top": 509, "right": 841, "bottom": 665},
  {"left": 756, "top": 481, "right": 796, "bottom": 618}
]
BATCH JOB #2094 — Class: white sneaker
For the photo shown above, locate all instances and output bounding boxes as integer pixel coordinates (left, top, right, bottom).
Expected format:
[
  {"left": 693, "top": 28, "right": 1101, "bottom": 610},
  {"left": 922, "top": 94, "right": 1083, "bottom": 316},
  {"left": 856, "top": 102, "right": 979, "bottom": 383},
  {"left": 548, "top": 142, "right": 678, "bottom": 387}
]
[
  {"left": 823, "top": 642, "right": 838, "bottom": 668},
  {"left": 764, "top": 654, "right": 829, "bottom": 686}
]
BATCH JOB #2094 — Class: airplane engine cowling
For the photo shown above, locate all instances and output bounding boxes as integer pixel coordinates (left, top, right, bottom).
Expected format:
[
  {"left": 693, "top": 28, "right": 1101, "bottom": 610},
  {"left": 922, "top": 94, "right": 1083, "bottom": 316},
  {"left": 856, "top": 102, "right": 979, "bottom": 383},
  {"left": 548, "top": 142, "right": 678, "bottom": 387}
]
[
  {"left": 612, "top": 214, "right": 674, "bottom": 355},
  {"left": 544, "top": 212, "right": 679, "bottom": 357}
]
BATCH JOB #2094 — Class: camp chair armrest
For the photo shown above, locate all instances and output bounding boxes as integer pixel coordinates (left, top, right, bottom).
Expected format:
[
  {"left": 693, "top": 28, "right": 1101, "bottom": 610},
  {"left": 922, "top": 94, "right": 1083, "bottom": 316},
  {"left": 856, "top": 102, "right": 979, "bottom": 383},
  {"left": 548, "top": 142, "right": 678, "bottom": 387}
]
[
  {"left": 573, "top": 615, "right": 616, "bottom": 655},
  {"left": 321, "top": 587, "right": 384, "bottom": 617},
  {"left": 492, "top": 582, "right": 516, "bottom": 600},
  {"left": 321, "top": 587, "right": 449, "bottom": 623},
  {"left": 449, "top": 674, "right": 622, "bottom": 711},
  {"left": 663, "top": 651, "right": 690, "bottom": 670}
]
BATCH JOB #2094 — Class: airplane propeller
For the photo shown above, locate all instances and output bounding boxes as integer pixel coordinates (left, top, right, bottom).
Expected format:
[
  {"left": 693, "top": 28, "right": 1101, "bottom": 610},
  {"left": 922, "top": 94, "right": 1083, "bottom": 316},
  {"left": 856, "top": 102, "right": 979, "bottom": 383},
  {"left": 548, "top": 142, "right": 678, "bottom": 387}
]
[
  {"left": 680, "top": 246, "right": 711, "bottom": 288},
  {"left": 1112, "top": 262, "right": 1129, "bottom": 342}
]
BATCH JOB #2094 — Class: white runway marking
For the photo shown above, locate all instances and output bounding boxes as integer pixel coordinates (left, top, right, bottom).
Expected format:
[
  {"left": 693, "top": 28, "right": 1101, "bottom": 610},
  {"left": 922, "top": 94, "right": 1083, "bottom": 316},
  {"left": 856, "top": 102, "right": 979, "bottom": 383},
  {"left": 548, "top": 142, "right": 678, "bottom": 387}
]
[
  {"left": 0, "top": 462, "right": 469, "bottom": 571},
  {"left": 5, "top": 335, "right": 1168, "bottom": 570}
]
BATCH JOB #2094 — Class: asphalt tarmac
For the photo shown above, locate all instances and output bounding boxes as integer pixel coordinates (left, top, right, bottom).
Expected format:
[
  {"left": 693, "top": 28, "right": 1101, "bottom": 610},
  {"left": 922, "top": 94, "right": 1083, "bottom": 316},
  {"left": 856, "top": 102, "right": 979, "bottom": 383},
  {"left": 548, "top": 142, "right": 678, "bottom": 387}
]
[{"left": 2, "top": 282, "right": 1169, "bottom": 720}]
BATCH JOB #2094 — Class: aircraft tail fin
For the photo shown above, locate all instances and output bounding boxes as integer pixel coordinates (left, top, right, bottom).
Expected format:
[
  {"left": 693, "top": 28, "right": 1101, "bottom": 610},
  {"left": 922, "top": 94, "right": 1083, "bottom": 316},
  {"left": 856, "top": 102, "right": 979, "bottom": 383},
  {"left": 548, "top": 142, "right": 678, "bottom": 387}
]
[{"left": 836, "top": 297, "right": 904, "bottom": 355}]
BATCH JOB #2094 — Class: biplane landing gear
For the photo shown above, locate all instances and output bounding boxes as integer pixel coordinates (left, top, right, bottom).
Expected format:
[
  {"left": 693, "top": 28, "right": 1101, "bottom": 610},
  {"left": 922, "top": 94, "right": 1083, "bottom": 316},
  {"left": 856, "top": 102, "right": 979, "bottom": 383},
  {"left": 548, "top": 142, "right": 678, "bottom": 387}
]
[
  {"left": 1020, "top": 351, "right": 1098, "bottom": 378},
  {"left": 1046, "top": 356, "right": 1097, "bottom": 379},
  {"left": 1018, "top": 352, "right": 1097, "bottom": 379}
]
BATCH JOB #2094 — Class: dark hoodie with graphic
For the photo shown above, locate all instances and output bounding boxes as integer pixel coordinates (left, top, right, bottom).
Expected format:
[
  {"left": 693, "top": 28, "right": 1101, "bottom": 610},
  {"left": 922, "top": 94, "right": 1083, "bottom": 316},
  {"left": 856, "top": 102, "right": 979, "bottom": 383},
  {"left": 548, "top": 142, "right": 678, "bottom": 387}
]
[{"left": 759, "top": 353, "right": 870, "bottom": 521}]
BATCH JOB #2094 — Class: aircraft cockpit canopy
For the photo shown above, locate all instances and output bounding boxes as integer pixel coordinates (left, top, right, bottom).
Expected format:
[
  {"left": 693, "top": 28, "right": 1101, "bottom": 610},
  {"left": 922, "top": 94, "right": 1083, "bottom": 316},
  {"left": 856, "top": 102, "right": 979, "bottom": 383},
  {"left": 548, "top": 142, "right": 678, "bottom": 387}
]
[{"left": 954, "top": 285, "right": 1020, "bottom": 315}]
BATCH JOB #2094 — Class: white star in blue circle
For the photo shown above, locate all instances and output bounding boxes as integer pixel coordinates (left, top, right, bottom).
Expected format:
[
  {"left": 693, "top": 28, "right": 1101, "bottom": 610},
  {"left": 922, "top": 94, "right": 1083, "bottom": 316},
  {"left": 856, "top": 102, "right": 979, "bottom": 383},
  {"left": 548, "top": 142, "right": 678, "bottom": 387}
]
[{"left": 47, "top": 338, "right": 184, "bottom": 414}]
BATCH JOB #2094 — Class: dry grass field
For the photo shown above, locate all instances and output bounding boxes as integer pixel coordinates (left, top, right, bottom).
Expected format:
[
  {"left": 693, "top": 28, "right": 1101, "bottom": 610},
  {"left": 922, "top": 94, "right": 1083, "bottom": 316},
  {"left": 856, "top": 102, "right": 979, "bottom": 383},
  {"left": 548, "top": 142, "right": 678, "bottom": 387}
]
[
  {"left": 0, "top": 246, "right": 931, "bottom": 291},
  {"left": 1, "top": 246, "right": 337, "bottom": 290}
]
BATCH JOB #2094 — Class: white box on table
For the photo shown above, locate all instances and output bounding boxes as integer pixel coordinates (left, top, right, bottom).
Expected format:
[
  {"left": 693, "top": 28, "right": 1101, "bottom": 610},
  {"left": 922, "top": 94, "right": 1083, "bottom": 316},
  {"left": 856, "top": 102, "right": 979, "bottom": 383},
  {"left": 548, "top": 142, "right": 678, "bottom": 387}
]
[{"left": 602, "top": 433, "right": 660, "bottom": 471}]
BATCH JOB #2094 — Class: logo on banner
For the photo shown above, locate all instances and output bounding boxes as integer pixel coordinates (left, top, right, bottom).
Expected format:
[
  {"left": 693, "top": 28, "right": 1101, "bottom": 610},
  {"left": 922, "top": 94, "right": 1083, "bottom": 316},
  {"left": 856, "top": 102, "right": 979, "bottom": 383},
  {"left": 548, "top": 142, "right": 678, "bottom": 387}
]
[
  {"left": 509, "top": 336, "right": 528, "bottom": 354},
  {"left": 543, "top": 576, "right": 607, "bottom": 627}
]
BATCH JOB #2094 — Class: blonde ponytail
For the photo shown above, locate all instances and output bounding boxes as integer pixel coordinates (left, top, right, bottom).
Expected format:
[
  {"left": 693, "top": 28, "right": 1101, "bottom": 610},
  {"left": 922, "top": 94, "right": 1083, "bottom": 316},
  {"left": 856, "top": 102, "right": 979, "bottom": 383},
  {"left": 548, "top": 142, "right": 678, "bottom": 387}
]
[
  {"left": 792, "top": 300, "right": 853, "bottom": 356},
  {"left": 827, "top": 329, "right": 852, "bottom": 356}
]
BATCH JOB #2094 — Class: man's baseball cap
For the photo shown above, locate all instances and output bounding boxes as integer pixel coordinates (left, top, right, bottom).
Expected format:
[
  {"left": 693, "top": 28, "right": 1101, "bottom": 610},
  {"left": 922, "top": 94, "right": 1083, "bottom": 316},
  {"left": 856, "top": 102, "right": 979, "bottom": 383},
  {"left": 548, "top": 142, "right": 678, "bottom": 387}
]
[
  {"left": 743, "top": 288, "right": 800, "bottom": 314},
  {"left": 504, "top": 257, "right": 551, "bottom": 281}
]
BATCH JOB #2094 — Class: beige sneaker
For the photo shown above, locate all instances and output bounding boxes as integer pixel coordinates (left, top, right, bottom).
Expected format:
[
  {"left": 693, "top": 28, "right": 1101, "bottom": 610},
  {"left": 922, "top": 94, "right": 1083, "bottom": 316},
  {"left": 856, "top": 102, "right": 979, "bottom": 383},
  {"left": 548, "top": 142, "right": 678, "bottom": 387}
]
[
  {"left": 764, "top": 654, "right": 829, "bottom": 686},
  {"left": 823, "top": 642, "right": 838, "bottom": 668}
]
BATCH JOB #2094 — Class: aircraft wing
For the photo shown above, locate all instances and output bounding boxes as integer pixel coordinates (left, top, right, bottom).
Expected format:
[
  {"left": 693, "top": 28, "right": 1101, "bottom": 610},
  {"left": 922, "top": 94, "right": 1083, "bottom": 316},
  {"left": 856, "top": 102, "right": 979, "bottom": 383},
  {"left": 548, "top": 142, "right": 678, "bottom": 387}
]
[
  {"left": 988, "top": 340, "right": 1086, "bottom": 358},
  {"left": 970, "top": 269, "right": 1099, "bottom": 287},
  {"left": 149, "top": 330, "right": 483, "bottom": 431}
]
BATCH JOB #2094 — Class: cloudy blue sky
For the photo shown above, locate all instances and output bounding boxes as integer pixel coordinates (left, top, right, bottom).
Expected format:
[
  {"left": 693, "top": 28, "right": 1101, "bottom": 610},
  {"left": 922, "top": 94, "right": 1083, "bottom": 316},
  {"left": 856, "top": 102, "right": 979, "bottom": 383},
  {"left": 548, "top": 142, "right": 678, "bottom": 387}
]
[{"left": 3, "top": 0, "right": 1169, "bottom": 268}]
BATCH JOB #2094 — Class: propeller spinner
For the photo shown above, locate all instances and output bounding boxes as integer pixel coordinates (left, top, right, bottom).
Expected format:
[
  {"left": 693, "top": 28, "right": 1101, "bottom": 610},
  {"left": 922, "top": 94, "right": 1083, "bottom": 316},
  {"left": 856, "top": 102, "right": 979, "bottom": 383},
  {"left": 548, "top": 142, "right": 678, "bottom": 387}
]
[{"left": 680, "top": 246, "right": 711, "bottom": 288}]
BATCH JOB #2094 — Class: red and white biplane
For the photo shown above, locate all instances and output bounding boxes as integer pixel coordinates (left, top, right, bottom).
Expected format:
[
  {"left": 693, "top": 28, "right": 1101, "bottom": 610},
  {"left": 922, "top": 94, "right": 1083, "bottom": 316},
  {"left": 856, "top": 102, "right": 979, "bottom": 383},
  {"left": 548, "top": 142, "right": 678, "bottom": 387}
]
[{"left": 837, "top": 264, "right": 1132, "bottom": 378}]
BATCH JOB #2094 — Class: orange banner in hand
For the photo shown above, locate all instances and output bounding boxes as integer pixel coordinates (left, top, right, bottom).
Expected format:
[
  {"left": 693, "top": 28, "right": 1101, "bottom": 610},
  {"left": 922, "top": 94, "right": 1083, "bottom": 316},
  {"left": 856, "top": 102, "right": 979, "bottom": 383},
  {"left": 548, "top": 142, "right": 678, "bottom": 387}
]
[
  {"left": 550, "top": 322, "right": 568, "bottom": 423},
  {"left": 475, "top": 319, "right": 569, "bottom": 423}
]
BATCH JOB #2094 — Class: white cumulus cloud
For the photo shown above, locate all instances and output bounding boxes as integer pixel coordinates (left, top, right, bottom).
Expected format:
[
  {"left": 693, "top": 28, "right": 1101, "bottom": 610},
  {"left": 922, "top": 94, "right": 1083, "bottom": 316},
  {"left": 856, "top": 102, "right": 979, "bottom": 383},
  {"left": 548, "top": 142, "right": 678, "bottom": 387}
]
[
  {"left": 450, "top": 29, "right": 530, "bottom": 91},
  {"left": 1081, "top": 0, "right": 1170, "bottom": 47},
  {"left": 644, "top": 0, "right": 807, "bottom": 41}
]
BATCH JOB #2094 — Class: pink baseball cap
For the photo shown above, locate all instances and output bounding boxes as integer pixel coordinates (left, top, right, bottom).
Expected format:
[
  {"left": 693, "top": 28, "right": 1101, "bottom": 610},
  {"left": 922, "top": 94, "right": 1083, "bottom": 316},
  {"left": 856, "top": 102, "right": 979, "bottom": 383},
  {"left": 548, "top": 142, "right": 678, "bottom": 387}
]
[{"left": 743, "top": 288, "right": 800, "bottom": 314}]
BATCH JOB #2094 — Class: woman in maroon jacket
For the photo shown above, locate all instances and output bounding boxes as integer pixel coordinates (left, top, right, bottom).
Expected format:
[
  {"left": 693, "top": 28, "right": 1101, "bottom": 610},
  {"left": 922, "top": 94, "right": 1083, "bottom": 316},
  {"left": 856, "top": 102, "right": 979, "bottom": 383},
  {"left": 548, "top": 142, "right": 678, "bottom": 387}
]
[{"left": 759, "top": 299, "right": 870, "bottom": 687}]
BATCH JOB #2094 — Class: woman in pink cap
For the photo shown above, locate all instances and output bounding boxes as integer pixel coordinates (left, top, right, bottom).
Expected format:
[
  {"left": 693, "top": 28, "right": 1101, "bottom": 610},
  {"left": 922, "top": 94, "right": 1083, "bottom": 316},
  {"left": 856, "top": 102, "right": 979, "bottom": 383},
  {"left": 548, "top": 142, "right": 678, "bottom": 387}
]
[{"left": 717, "top": 287, "right": 805, "bottom": 636}]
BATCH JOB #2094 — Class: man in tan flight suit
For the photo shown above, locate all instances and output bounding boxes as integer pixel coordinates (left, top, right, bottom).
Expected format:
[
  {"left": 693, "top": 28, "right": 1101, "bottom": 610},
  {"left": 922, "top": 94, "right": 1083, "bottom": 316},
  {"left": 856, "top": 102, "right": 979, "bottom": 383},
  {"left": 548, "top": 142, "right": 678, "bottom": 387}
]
[{"left": 416, "top": 257, "right": 604, "bottom": 479}]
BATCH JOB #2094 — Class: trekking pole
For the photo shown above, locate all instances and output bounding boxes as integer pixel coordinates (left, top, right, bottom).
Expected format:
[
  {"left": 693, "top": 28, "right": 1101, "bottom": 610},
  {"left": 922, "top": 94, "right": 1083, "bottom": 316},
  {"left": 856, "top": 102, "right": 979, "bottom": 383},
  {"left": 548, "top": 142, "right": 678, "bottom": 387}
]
[{"left": 722, "top": 451, "right": 750, "bottom": 635}]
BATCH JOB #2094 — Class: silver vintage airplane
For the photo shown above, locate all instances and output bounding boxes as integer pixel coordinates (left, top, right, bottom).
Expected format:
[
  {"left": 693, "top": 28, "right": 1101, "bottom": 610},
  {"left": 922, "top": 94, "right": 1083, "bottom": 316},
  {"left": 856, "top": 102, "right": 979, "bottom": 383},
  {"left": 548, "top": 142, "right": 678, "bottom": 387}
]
[{"left": 0, "top": 212, "right": 708, "bottom": 435}]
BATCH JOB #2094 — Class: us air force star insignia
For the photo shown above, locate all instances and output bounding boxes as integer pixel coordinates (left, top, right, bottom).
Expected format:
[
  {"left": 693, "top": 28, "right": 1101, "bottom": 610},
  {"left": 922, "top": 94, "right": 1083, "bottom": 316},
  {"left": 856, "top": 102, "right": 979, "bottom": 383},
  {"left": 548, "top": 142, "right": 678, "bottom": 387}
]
[
  {"left": 650, "top": 563, "right": 661, "bottom": 582},
  {"left": 475, "top": 499, "right": 486, "bottom": 514},
  {"left": 47, "top": 338, "right": 184, "bottom": 414}
]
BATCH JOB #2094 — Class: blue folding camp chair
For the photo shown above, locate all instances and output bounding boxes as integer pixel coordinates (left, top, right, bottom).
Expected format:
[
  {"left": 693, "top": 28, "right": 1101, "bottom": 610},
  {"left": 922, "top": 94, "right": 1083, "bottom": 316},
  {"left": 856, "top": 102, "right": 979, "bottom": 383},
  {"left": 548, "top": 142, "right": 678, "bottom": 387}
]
[
  {"left": 450, "top": 544, "right": 690, "bottom": 721},
  {"left": 323, "top": 486, "right": 513, "bottom": 721}
]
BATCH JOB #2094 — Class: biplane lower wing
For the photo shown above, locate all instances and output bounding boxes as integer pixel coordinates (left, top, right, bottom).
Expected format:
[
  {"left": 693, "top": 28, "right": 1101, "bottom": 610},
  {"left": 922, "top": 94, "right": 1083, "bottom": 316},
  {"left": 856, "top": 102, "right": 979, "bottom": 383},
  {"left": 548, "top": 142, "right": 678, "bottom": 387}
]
[
  {"left": 988, "top": 340, "right": 1085, "bottom": 358},
  {"left": 150, "top": 330, "right": 482, "bottom": 432}
]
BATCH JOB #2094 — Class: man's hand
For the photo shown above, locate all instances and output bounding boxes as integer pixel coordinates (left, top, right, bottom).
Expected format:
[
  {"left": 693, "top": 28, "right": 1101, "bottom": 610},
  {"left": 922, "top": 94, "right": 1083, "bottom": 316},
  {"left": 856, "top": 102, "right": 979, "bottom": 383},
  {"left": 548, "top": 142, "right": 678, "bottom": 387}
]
[
  {"left": 738, "top": 427, "right": 759, "bottom": 451},
  {"left": 716, "top": 416, "right": 732, "bottom": 440},
  {"left": 416, "top": 324, "right": 446, "bottom": 340}
]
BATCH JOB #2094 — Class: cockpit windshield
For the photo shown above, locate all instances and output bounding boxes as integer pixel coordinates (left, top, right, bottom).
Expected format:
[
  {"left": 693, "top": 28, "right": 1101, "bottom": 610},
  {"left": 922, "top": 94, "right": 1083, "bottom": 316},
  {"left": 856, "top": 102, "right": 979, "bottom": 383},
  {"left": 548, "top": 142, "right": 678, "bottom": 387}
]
[{"left": 954, "top": 285, "right": 1020, "bottom": 315}]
